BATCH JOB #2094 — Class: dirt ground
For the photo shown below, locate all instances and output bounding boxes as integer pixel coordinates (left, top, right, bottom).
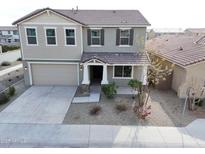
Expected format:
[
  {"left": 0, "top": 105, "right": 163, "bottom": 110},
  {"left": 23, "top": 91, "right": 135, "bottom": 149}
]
[{"left": 63, "top": 89, "right": 205, "bottom": 127}]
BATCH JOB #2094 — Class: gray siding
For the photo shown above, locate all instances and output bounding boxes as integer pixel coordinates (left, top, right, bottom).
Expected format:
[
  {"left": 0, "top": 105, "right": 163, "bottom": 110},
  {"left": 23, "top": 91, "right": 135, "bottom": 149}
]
[
  {"left": 23, "top": 61, "right": 30, "bottom": 85},
  {"left": 108, "top": 66, "right": 142, "bottom": 86},
  {"left": 83, "top": 27, "right": 146, "bottom": 53},
  {"left": 19, "top": 24, "right": 82, "bottom": 60}
]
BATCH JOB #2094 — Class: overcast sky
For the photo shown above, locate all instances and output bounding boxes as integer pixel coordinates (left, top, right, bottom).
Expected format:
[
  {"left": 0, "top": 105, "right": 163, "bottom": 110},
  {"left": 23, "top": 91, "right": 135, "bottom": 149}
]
[{"left": 0, "top": 0, "right": 204, "bottom": 29}]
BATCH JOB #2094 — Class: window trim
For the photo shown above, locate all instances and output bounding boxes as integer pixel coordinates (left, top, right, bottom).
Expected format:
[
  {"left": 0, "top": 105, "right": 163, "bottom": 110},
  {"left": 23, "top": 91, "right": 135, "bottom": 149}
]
[
  {"left": 64, "top": 27, "right": 77, "bottom": 46},
  {"left": 90, "top": 29, "right": 102, "bottom": 46},
  {"left": 113, "top": 65, "right": 134, "bottom": 79},
  {"left": 25, "top": 27, "right": 38, "bottom": 46},
  {"left": 119, "top": 28, "right": 131, "bottom": 46},
  {"left": 44, "top": 27, "right": 57, "bottom": 46}
]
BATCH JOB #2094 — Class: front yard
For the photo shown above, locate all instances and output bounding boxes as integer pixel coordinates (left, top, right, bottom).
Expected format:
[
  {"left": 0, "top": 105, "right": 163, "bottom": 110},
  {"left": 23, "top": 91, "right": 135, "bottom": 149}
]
[{"left": 63, "top": 89, "right": 205, "bottom": 127}]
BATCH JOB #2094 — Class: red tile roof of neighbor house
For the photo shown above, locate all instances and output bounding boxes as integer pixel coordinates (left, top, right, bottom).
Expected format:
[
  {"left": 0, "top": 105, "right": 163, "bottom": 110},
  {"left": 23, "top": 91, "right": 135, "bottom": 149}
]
[
  {"left": 12, "top": 8, "right": 150, "bottom": 26},
  {"left": 146, "top": 35, "right": 205, "bottom": 67},
  {"left": 81, "top": 52, "right": 150, "bottom": 65}
]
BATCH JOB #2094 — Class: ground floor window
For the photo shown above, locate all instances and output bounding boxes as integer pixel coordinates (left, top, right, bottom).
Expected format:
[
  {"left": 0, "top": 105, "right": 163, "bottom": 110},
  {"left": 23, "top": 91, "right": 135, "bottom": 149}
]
[{"left": 114, "top": 66, "right": 132, "bottom": 78}]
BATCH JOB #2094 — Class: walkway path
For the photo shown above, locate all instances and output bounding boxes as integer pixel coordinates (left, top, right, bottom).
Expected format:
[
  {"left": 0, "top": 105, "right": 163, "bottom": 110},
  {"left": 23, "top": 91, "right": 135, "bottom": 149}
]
[
  {"left": 0, "top": 64, "right": 22, "bottom": 77},
  {"left": 0, "top": 119, "right": 204, "bottom": 147}
]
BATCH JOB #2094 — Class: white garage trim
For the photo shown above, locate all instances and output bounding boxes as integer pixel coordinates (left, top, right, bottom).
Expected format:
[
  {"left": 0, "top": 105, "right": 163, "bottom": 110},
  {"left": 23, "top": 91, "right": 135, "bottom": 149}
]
[{"left": 27, "top": 61, "right": 79, "bottom": 85}]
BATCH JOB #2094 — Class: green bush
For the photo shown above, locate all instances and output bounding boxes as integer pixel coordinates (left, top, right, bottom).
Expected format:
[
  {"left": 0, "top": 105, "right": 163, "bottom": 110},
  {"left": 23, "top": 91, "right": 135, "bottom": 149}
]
[
  {"left": 0, "top": 93, "right": 10, "bottom": 105},
  {"left": 102, "top": 82, "right": 118, "bottom": 98},
  {"left": 1, "top": 61, "right": 11, "bottom": 66},
  {"left": 8, "top": 86, "right": 15, "bottom": 96},
  {"left": 128, "top": 79, "right": 142, "bottom": 90},
  {"left": 2, "top": 45, "right": 20, "bottom": 53}
]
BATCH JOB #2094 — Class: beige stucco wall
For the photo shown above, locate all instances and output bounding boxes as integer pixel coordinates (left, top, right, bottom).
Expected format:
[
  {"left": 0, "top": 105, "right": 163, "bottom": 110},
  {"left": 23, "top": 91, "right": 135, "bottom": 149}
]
[
  {"left": 178, "top": 62, "right": 205, "bottom": 98},
  {"left": 172, "top": 65, "right": 187, "bottom": 97}
]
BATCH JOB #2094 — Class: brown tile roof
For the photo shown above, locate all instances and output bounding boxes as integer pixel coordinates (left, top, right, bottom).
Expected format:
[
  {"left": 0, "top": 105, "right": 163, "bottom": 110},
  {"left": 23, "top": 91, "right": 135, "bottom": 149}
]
[
  {"left": 146, "top": 35, "right": 205, "bottom": 67},
  {"left": 13, "top": 8, "right": 150, "bottom": 26},
  {"left": 81, "top": 52, "right": 150, "bottom": 65}
]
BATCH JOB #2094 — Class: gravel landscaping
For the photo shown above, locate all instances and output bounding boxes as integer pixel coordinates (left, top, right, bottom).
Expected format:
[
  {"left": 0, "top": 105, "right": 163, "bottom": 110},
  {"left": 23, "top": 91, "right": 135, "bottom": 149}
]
[
  {"left": 0, "top": 65, "right": 23, "bottom": 92},
  {"left": 0, "top": 80, "right": 28, "bottom": 112},
  {"left": 63, "top": 88, "right": 205, "bottom": 127}
]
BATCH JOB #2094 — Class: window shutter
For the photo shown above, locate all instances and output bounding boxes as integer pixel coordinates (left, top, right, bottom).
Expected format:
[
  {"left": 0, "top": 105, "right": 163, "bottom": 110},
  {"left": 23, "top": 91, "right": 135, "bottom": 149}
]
[
  {"left": 101, "top": 29, "right": 104, "bottom": 45},
  {"left": 129, "top": 28, "right": 134, "bottom": 45},
  {"left": 87, "top": 29, "right": 91, "bottom": 45},
  {"left": 116, "top": 29, "right": 120, "bottom": 45}
]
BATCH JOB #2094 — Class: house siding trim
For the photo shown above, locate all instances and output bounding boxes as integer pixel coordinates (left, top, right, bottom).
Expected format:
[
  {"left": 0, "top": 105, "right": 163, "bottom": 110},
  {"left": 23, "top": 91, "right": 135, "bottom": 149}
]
[{"left": 18, "top": 25, "right": 25, "bottom": 60}]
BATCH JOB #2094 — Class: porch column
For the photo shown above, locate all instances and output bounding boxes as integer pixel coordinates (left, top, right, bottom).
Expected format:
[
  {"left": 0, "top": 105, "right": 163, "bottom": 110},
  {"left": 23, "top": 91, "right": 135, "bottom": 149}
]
[
  {"left": 141, "top": 65, "right": 148, "bottom": 85},
  {"left": 82, "top": 64, "right": 90, "bottom": 84},
  {"left": 101, "top": 64, "right": 108, "bottom": 84}
]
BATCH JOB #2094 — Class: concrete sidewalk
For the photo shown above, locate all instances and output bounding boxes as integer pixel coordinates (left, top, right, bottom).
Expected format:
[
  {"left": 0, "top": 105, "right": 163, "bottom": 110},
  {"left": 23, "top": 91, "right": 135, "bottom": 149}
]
[
  {"left": 0, "top": 119, "right": 204, "bottom": 147},
  {"left": 0, "top": 64, "right": 22, "bottom": 77}
]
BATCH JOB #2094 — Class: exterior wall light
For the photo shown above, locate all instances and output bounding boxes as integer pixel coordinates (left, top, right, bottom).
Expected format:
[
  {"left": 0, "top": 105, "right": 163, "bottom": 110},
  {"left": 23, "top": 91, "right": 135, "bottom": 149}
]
[{"left": 80, "top": 64, "right": 83, "bottom": 71}]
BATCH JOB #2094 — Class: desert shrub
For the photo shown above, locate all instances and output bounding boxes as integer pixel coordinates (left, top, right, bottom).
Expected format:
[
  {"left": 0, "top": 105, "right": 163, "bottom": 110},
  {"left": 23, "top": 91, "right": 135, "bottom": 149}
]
[
  {"left": 8, "top": 86, "right": 15, "bottom": 96},
  {"left": 89, "top": 105, "right": 102, "bottom": 116},
  {"left": 0, "top": 93, "right": 10, "bottom": 105},
  {"left": 2, "top": 45, "right": 20, "bottom": 53},
  {"left": 17, "top": 57, "right": 22, "bottom": 61},
  {"left": 115, "top": 103, "right": 128, "bottom": 113},
  {"left": 1, "top": 61, "right": 11, "bottom": 66},
  {"left": 102, "top": 82, "right": 118, "bottom": 98}
]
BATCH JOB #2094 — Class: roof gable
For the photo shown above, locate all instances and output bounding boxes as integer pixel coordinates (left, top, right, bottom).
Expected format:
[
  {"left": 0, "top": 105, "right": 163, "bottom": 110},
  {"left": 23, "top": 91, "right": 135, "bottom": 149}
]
[{"left": 12, "top": 8, "right": 84, "bottom": 25}]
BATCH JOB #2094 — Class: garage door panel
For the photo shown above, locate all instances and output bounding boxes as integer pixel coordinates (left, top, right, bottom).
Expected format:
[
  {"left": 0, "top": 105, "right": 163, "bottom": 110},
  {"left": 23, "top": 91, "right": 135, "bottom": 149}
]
[{"left": 31, "top": 64, "right": 78, "bottom": 86}]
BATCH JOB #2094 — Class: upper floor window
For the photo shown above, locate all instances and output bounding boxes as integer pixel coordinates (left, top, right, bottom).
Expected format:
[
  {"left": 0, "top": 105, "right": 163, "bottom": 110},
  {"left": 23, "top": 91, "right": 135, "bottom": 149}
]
[
  {"left": 114, "top": 66, "right": 133, "bottom": 78},
  {"left": 45, "top": 28, "right": 57, "bottom": 45},
  {"left": 65, "top": 28, "right": 76, "bottom": 46},
  {"left": 120, "top": 29, "right": 130, "bottom": 45},
  {"left": 116, "top": 28, "right": 134, "bottom": 46},
  {"left": 91, "top": 30, "right": 101, "bottom": 45},
  {"left": 87, "top": 29, "right": 104, "bottom": 46},
  {"left": 26, "top": 28, "right": 37, "bottom": 45}
]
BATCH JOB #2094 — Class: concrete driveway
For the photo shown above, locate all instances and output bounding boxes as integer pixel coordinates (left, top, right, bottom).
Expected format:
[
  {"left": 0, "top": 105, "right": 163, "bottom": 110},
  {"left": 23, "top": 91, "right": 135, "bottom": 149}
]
[{"left": 0, "top": 86, "right": 77, "bottom": 124}]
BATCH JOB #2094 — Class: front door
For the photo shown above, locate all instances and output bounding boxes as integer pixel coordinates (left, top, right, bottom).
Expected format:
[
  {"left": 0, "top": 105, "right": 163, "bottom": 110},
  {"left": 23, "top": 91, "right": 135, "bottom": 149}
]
[{"left": 90, "top": 66, "right": 103, "bottom": 84}]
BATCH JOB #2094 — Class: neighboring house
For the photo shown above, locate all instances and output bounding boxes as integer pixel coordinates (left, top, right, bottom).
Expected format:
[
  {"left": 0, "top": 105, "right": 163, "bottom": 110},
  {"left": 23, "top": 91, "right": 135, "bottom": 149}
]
[
  {"left": 12, "top": 8, "right": 150, "bottom": 87},
  {"left": 146, "top": 28, "right": 184, "bottom": 40},
  {"left": 184, "top": 28, "right": 205, "bottom": 36},
  {"left": 146, "top": 35, "right": 205, "bottom": 98},
  {"left": 0, "top": 26, "right": 20, "bottom": 46}
]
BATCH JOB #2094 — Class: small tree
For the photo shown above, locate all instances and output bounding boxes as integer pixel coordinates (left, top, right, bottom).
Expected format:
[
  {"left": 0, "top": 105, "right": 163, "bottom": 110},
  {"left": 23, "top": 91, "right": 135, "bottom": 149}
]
[
  {"left": 131, "top": 50, "right": 175, "bottom": 120},
  {"left": 147, "top": 51, "right": 174, "bottom": 87},
  {"left": 128, "top": 79, "right": 142, "bottom": 99}
]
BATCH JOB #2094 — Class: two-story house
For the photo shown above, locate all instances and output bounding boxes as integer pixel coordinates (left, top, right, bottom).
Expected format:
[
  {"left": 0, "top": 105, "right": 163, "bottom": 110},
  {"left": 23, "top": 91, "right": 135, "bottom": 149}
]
[
  {"left": 0, "top": 26, "right": 20, "bottom": 45},
  {"left": 13, "top": 8, "right": 150, "bottom": 87}
]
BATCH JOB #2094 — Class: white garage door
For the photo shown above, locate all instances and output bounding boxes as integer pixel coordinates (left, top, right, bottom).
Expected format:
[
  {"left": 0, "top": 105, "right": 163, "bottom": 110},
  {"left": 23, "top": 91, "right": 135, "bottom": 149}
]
[{"left": 31, "top": 64, "right": 78, "bottom": 86}]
